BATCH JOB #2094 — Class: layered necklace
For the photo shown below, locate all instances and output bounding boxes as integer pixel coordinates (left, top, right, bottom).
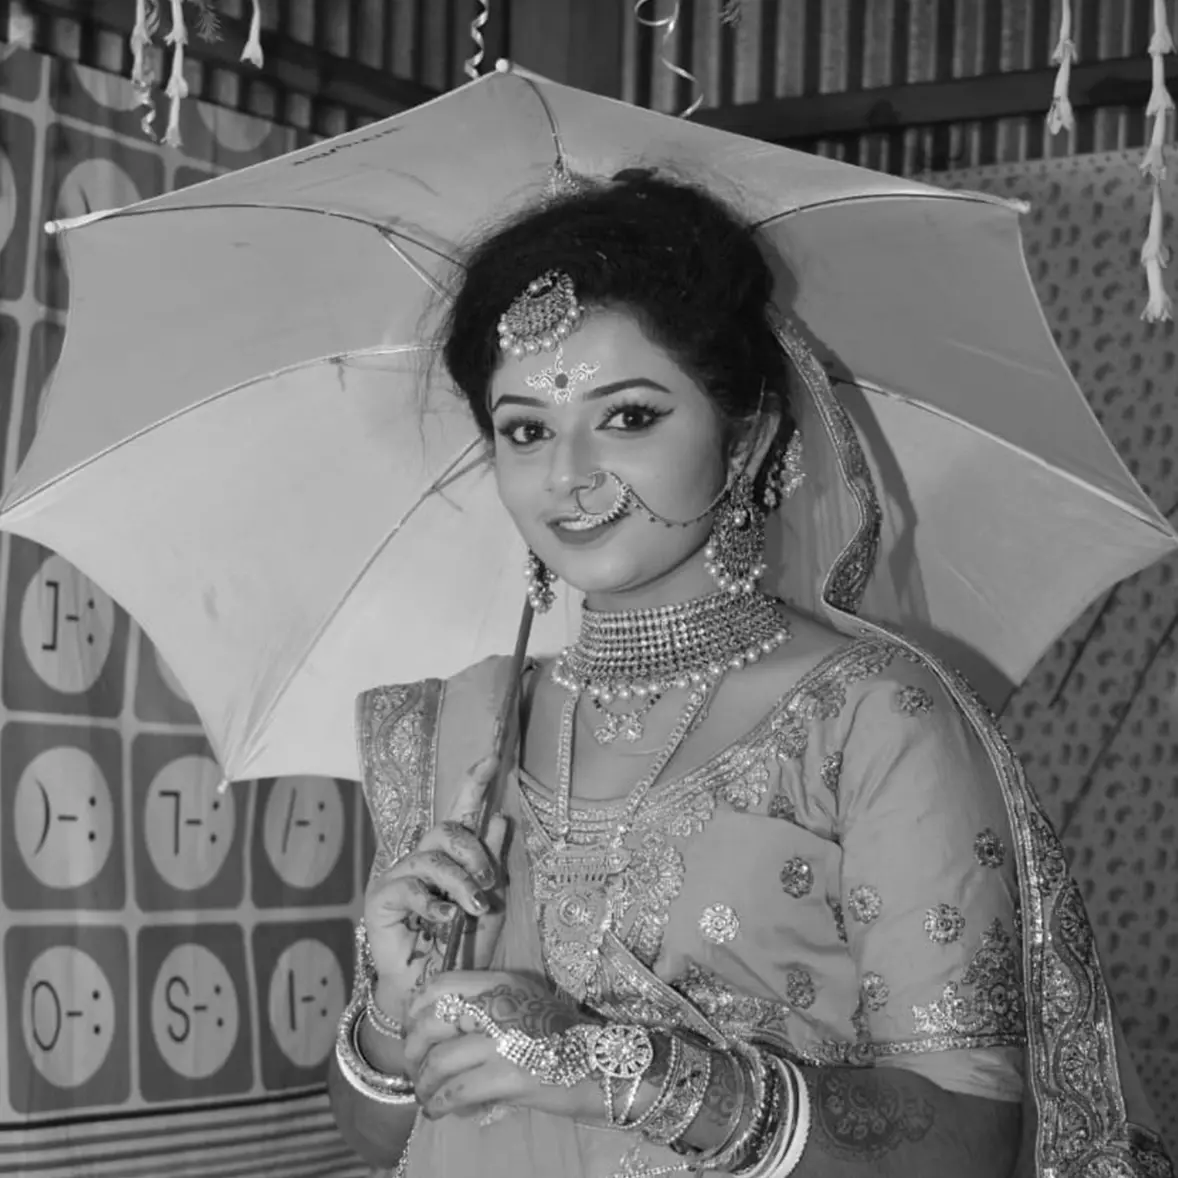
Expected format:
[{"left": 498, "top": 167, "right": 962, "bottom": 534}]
[{"left": 530, "top": 591, "right": 792, "bottom": 1002}]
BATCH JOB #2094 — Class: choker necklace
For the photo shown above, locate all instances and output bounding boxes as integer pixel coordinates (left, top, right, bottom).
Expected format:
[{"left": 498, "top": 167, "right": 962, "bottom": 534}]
[{"left": 552, "top": 591, "right": 791, "bottom": 701}]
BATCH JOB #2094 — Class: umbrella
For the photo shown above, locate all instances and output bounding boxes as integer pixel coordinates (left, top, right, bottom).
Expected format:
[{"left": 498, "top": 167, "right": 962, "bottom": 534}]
[{"left": 2, "top": 67, "right": 1174, "bottom": 783}]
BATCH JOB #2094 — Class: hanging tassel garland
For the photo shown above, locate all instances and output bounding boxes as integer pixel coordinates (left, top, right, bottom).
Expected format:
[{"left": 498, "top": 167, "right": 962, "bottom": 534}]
[
  {"left": 1139, "top": 0, "right": 1174, "bottom": 322},
  {"left": 240, "top": 0, "right": 264, "bottom": 68},
  {"left": 1047, "top": 0, "right": 1076, "bottom": 135},
  {"left": 634, "top": 0, "right": 704, "bottom": 118},
  {"left": 130, "top": 0, "right": 161, "bottom": 139},
  {"left": 162, "top": 0, "right": 189, "bottom": 148}
]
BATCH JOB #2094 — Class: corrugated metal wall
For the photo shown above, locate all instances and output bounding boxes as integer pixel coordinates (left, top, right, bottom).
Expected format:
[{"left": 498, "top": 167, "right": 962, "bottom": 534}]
[
  {"left": 20, "top": 1, "right": 1177, "bottom": 175},
  {"left": 624, "top": 0, "right": 1178, "bottom": 175}
]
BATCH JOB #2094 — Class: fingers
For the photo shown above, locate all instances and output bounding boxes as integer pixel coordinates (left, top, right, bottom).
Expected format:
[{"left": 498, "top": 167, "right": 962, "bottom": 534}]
[
  {"left": 419, "top": 821, "right": 499, "bottom": 891},
  {"left": 368, "top": 874, "right": 457, "bottom": 928},
  {"left": 399, "top": 848, "right": 492, "bottom": 918},
  {"left": 421, "top": 1060, "right": 518, "bottom": 1121},
  {"left": 414, "top": 1035, "right": 495, "bottom": 1110},
  {"left": 442, "top": 754, "right": 499, "bottom": 828}
]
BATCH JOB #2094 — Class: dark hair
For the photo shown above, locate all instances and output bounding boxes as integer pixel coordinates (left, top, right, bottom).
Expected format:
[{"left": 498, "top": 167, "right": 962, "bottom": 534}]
[{"left": 438, "top": 170, "right": 796, "bottom": 490}]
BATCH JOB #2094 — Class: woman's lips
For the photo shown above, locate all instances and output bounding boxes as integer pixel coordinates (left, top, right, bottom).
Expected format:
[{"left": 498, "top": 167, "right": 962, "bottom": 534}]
[{"left": 548, "top": 516, "right": 622, "bottom": 545}]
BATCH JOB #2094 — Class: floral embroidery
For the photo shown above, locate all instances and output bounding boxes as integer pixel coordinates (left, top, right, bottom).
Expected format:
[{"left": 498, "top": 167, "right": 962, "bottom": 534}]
[
  {"left": 829, "top": 899, "right": 848, "bottom": 942},
  {"left": 359, "top": 682, "right": 439, "bottom": 874},
  {"left": 973, "top": 827, "right": 1006, "bottom": 869},
  {"left": 847, "top": 884, "right": 883, "bottom": 925},
  {"left": 699, "top": 904, "right": 740, "bottom": 944},
  {"left": 861, "top": 971, "right": 890, "bottom": 1011},
  {"left": 911, "top": 919, "right": 1025, "bottom": 1042},
  {"left": 672, "top": 964, "right": 792, "bottom": 1040},
  {"left": 719, "top": 751, "right": 770, "bottom": 811},
  {"left": 768, "top": 791, "right": 798, "bottom": 822},
  {"left": 893, "top": 685, "right": 934, "bottom": 715},
  {"left": 780, "top": 856, "right": 814, "bottom": 898},
  {"left": 924, "top": 904, "right": 965, "bottom": 945},
  {"left": 820, "top": 751, "right": 843, "bottom": 802},
  {"left": 768, "top": 714, "right": 808, "bottom": 761},
  {"left": 785, "top": 969, "right": 816, "bottom": 1009}
]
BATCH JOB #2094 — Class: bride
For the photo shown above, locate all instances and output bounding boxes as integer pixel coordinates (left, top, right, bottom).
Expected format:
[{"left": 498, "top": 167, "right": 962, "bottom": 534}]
[{"left": 327, "top": 170, "right": 1173, "bottom": 1178}]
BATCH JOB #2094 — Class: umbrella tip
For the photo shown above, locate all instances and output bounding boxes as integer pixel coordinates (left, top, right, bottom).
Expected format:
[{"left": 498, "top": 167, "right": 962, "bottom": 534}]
[
  {"left": 216, "top": 775, "right": 233, "bottom": 795},
  {"left": 495, "top": 57, "right": 511, "bottom": 73}
]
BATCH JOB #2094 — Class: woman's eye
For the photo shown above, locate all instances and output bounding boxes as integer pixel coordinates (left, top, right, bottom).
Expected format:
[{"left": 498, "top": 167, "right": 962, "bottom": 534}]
[
  {"left": 497, "top": 419, "right": 551, "bottom": 447},
  {"left": 602, "top": 405, "right": 663, "bottom": 431}
]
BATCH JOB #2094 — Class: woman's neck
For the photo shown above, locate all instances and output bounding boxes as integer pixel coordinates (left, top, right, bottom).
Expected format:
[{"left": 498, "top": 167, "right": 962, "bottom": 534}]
[{"left": 581, "top": 556, "right": 720, "bottom": 614}]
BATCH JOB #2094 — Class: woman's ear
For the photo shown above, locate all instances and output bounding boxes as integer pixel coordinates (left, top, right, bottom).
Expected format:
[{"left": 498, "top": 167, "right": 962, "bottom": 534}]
[{"left": 729, "top": 406, "right": 782, "bottom": 481}]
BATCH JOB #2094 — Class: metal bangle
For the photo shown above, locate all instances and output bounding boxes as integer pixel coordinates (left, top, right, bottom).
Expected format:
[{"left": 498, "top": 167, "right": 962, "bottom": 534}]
[
  {"left": 639, "top": 1035, "right": 712, "bottom": 1147},
  {"left": 628, "top": 1034, "right": 682, "bottom": 1133},
  {"left": 777, "top": 1057, "right": 811, "bottom": 1177},
  {"left": 334, "top": 992, "right": 416, "bottom": 1105},
  {"left": 702, "top": 1045, "right": 768, "bottom": 1173},
  {"left": 733, "top": 1057, "right": 788, "bottom": 1178}
]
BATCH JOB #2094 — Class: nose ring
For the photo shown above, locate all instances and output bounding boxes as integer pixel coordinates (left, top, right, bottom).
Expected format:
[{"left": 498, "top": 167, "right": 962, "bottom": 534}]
[{"left": 562, "top": 471, "right": 633, "bottom": 532}]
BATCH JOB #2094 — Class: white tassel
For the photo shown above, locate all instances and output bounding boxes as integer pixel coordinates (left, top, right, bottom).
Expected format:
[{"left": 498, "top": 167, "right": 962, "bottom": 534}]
[
  {"left": 129, "top": 0, "right": 160, "bottom": 138},
  {"left": 241, "top": 0, "right": 264, "bottom": 68},
  {"left": 163, "top": 0, "right": 188, "bottom": 148},
  {"left": 1047, "top": 0, "right": 1076, "bottom": 135},
  {"left": 1139, "top": 0, "right": 1174, "bottom": 320},
  {"left": 1140, "top": 183, "right": 1173, "bottom": 323}
]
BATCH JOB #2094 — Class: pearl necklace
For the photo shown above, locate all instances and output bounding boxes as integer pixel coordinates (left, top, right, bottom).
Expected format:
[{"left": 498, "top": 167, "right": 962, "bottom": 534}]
[{"left": 551, "top": 591, "right": 791, "bottom": 702}]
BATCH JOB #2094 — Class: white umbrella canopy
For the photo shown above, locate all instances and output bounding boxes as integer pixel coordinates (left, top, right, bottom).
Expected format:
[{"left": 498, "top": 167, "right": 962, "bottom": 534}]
[{"left": 2, "top": 68, "right": 1174, "bottom": 782}]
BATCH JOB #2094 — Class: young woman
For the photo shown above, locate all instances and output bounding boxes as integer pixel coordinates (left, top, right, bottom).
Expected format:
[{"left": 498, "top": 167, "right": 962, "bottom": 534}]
[{"left": 328, "top": 172, "right": 1172, "bottom": 1178}]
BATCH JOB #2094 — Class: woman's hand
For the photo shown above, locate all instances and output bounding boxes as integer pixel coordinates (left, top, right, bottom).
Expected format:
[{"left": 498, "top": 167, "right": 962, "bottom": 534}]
[
  {"left": 403, "top": 971, "right": 606, "bottom": 1124},
  {"left": 363, "top": 758, "right": 509, "bottom": 1028}
]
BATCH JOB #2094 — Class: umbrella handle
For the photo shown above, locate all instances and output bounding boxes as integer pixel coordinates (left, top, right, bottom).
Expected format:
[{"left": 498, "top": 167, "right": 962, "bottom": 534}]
[{"left": 438, "top": 599, "right": 535, "bottom": 973}]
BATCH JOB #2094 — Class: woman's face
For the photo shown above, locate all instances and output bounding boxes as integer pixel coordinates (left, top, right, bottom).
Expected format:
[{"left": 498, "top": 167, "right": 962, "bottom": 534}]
[{"left": 488, "top": 308, "right": 730, "bottom": 609}]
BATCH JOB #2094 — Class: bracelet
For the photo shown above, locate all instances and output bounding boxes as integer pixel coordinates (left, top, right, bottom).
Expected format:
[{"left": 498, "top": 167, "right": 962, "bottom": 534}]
[
  {"left": 628, "top": 1034, "right": 682, "bottom": 1133},
  {"left": 702, "top": 1045, "right": 769, "bottom": 1172},
  {"left": 776, "top": 1057, "right": 811, "bottom": 1176},
  {"left": 365, "top": 987, "right": 407, "bottom": 1040},
  {"left": 733, "top": 1055, "right": 810, "bottom": 1178},
  {"left": 639, "top": 1035, "right": 711, "bottom": 1147},
  {"left": 335, "top": 990, "right": 416, "bottom": 1105},
  {"left": 733, "top": 1057, "right": 785, "bottom": 1177}
]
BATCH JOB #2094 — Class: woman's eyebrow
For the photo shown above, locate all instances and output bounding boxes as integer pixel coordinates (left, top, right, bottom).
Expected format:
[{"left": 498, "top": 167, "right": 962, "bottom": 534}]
[{"left": 490, "top": 378, "right": 673, "bottom": 412}]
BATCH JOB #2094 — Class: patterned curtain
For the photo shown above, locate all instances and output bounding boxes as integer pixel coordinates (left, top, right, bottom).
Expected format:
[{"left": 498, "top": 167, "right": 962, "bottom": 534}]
[{"left": 0, "top": 44, "right": 374, "bottom": 1178}]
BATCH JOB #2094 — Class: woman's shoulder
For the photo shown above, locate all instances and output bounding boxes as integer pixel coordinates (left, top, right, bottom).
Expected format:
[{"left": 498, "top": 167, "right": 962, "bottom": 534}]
[{"left": 356, "top": 653, "right": 518, "bottom": 711}]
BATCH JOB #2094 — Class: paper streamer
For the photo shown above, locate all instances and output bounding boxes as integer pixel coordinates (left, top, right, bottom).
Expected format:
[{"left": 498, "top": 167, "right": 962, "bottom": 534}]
[
  {"left": 634, "top": 0, "right": 704, "bottom": 118},
  {"left": 465, "top": 0, "right": 490, "bottom": 81}
]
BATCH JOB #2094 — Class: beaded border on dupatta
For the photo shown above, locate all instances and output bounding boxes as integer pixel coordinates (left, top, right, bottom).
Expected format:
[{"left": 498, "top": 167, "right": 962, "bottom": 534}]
[{"left": 774, "top": 317, "right": 1143, "bottom": 1177}]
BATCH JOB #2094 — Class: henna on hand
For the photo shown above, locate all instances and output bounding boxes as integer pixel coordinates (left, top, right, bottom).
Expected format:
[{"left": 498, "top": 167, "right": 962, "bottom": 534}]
[{"left": 467, "top": 982, "right": 581, "bottom": 1038}]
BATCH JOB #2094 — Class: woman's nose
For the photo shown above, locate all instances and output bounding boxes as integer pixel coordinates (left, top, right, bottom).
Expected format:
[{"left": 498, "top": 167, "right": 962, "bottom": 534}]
[{"left": 546, "top": 430, "right": 595, "bottom": 494}]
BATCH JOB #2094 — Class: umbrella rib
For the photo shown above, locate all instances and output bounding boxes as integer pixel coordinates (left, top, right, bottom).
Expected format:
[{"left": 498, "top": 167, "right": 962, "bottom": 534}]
[
  {"left": 837, "top": 377, "right": 1178, "bottom": 537},
  {"left": 2, "top": 345, "right": 436, "bottom": 512},
  {"left": 517, "top": 76, "right": 573, "bottom": 177},
  {"left": 52, "top": 201, "right": 461, "bottom": 269},
  {"left": 751, "top": 187, "right": 1027, "bottom": 230},
  {"left": 241, "top": 438, "right": 490, "bottom": 769}
]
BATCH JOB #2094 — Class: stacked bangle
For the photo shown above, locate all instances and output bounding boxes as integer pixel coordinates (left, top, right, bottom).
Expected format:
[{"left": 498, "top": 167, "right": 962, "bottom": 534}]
[
  {"left": 335, "top": 986, "right": 416, "bottom": 1104},
  {"left": 365, "top": 988, "right": 407, "bottom": 1040},
  {"left": 639, "top": 1036, "right": 712, "bottom": 1147}
]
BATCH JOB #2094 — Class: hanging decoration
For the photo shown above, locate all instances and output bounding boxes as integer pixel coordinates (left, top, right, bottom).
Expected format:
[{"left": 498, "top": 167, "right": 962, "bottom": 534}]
[
  {"left": 1046, "top": 0, "right": 1076, "bottom": 134},
  {"left": 1139, "top": 0, "right": 1174, "bottom": 323},
  {"left": 464, "top": 0, "right": 490, "bottom": 81},
  {"left": 128, "top": 0, "right": 264, "bottom": 146},
  {"left": 633, "top": 0, "right": 703, "bottom": 118}
]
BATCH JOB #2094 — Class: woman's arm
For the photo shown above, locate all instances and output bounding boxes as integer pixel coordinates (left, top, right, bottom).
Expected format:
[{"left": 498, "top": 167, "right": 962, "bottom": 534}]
[
  {"left": 654, "top": 1045, "right": 1019, "bottom": 1177},
  {"left": 327, "top": 997, "right": 418, "bottom": 1169}
]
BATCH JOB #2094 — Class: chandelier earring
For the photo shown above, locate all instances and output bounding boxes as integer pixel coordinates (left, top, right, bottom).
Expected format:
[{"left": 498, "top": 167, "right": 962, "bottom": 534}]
[
  {"left": 703, "top": 476, "right": 767, "bottom": 595},
  {"left": 525, "top": 550, "right": 557, "bottom": 613}
]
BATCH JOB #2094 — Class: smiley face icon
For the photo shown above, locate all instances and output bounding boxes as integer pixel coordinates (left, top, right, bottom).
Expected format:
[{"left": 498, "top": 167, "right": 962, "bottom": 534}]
[
  {"left": 266, "top": 939, "right": 346, "bottom": 1069},
  {"left": 150, "top": 943, "right": 240, "bottom": 1080},
  {"left": 13, "top": 746, "right": 115, "bottom": 889},
  {"left": 22, "top": 945, "right": 116, "bottom": 1088},
  {"left": 143, "top": 754, "right": 235, "bottom": 890},
  {"left": 262, "top": 777, "right": 345, "bottom": 890},
  {"left": 20, "top": 553, "right": 115, "bottom": 695}
]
